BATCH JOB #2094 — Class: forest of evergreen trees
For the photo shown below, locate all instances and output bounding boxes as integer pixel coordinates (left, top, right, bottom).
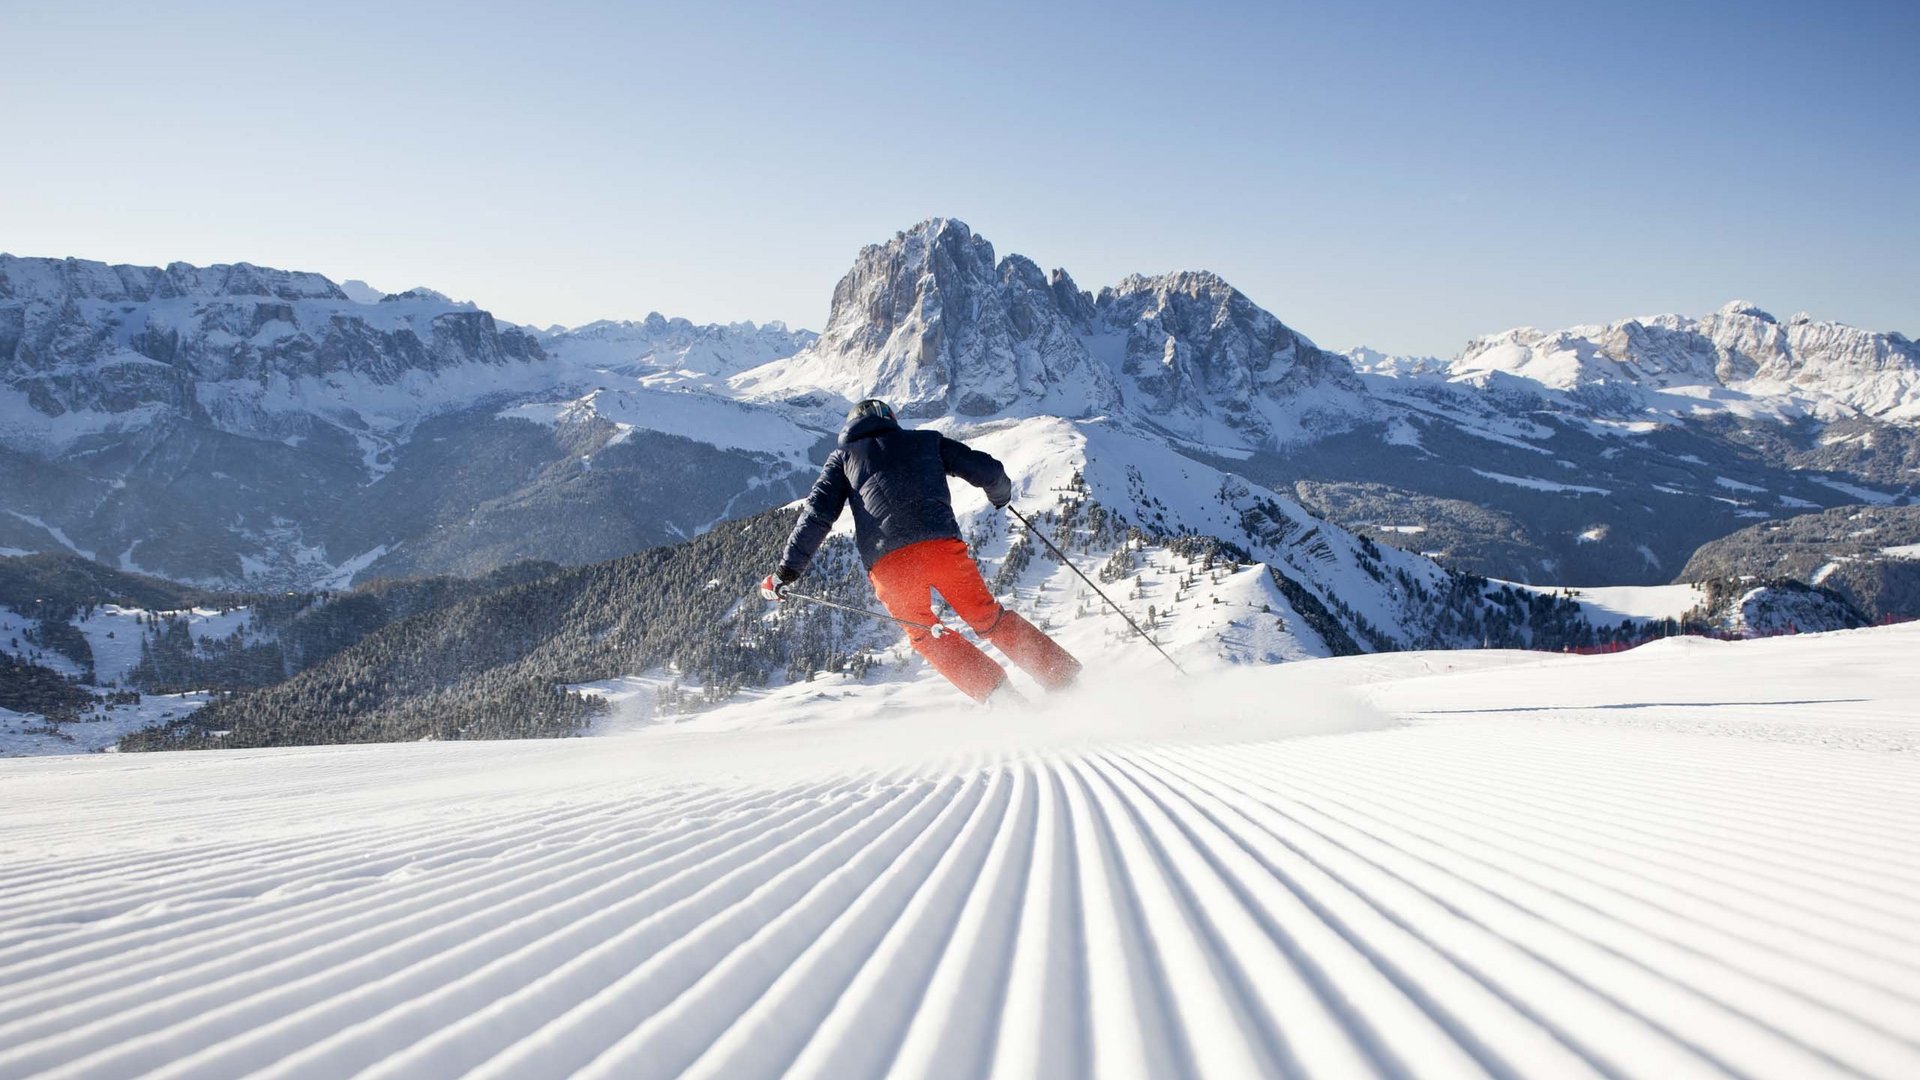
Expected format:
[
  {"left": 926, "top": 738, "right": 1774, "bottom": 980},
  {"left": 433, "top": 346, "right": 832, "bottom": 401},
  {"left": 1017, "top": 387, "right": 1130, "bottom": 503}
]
[
  {"left": 0, "top": 552, "right": 213, "bottom": 621},
  {"left": 122, "top": 508, "right": 892, "bottom": 749},
  {"left": 123, "top": 560, "right": 565, "bottom": 694},
  {"left": 0, "top": 650, "right": 92, "bottom": 720}
]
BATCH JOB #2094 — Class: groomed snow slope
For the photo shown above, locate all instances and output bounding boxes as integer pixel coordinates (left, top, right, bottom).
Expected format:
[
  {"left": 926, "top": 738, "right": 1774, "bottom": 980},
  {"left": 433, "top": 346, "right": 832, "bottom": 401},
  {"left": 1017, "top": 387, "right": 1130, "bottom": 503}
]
[{"left": 3, "top": 626, "right": 1919, "bottom": 1079}]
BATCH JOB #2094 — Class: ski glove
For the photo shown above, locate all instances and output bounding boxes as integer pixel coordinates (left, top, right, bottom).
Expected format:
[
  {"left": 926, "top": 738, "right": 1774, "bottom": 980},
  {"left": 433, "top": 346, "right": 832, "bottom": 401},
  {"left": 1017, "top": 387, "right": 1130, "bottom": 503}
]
[{"left": 760, "top": 566, "right": 799, "bottom": 601}]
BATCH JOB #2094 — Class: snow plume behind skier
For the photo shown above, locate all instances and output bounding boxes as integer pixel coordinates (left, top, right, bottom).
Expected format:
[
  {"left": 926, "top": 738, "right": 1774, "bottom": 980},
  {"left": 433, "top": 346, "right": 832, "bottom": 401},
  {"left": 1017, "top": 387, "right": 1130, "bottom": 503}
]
[{"left": 761, "top": 398, "right": 1081, "bottom": 704}]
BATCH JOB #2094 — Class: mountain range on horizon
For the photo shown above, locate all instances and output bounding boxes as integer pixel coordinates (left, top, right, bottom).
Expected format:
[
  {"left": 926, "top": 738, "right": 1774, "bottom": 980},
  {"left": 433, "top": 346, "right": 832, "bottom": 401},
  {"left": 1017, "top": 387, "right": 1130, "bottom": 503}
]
[{"left": 2, "top": 218, "right": 1916, "bottom": 596}]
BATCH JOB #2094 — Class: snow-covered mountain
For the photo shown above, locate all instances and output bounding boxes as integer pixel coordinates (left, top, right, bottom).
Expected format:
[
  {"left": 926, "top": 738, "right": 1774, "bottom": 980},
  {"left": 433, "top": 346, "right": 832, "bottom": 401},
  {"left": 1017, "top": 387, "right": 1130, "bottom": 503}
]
[
  {"left": 0, "top": 225, "right": 1386, "bottom": 591},
  {"left": 732, "top": 219, "right": 1368, "bottom": 448},
  {"left": 10, "top": 220, "right": 1894, "bottom": 753},
  {"left": 0, "top": 254, "right": 823, "bottom": 587},
  {"left": 735, "top": 220, "right": 1915, "bottom": 587},
  {"left": 0, "top": 256, "right": 536, "bottom": 442},
  {"left": 925, "top": 414, "right": 1629, "bottom": 662},
  {"left": 540, "top": 314, "right": 816, "bottom": 381},
  {"left": 735, "top": 220, "right": 1121, "bottom": 420},
  {"left": 1439, "top": 300, "right": 1920, "bottom": 424},
  {"left": 6, "top": 223, "right": 1917, "bottom": 598},
  {"left": 1325, "top": 302, "right": 1918, "bottom": 583}
]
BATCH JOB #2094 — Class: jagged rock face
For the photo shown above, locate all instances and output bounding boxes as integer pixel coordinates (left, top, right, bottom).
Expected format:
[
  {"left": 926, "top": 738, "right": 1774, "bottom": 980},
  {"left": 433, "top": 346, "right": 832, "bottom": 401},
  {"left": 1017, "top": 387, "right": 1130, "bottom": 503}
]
[
  {"left": 1095, "top": 271, "right": 1363, "bottom": 438},
  {"left": 0, "top": 255, "right": 547, "bottom": 433},
  {"left": 0, "top": 257, "right": 345, "bottom": 306},
  {"left": 0, "top": 255, "right": 816, "bottom": 588},
  {"left": 735, "top": 218, "right": 1364, "bottom": 443},
  {"left": 750, "top": 219, "right": 1118, "bottom": 418}
]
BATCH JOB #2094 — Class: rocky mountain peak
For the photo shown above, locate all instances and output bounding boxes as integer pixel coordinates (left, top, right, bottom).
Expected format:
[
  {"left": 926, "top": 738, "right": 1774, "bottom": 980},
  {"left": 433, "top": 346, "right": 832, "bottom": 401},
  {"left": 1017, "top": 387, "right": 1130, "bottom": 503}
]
[
  {"left": 338, "top": 279, "right": 386, "bottom": 304},
  {"left": 997, "top": 253, "right": 1051, "bottom": 294},
  {"left": 1093, "top": 269, "right": 1365, "bottom": 441},
  {"left": 737, "top": 218, "right": 1119, "bottom": 419},
  {"left": 733, "top": 220, "right": 1366, "bottom": 443},
  {"left": 1048, "top": 268, "right": 1096, "bottom": 324},
  {"left": 1102, "top": 269, "right": 1234, "bottom": 303},
  {"left": 1718, "top": 299, "right": 1777, "bottom": 323},
  {"left": 382, "top": 286, "right": 469, "bottom": 308}
]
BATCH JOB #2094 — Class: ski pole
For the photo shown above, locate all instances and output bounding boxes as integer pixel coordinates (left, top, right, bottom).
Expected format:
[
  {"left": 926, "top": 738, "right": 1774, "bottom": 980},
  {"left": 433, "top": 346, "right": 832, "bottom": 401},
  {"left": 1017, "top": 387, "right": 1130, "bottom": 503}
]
[
  {"left": 775, "top": 587, "right": 949, "bottom": 637},
  {"left": 1006, "top": 505, "right": 1188, "bottom": 676}
]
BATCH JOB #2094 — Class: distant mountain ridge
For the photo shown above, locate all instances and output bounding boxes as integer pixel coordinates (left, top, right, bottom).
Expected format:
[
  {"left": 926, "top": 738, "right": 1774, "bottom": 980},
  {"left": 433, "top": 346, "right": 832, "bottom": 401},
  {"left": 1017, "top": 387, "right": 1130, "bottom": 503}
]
[
  {"left": 1315, "top": 299, "right": 1917, "bottom": 581},
  {"left": 0, "top": 253, "right": 823, "bottom": 587},
  {"left": 0, "top": 253, "right": 543, "bottom": 448},
  {"left": 1352, "top": 299, "right": 1920, "bottom": 425},
  {"left": 538, "top": 313, "right": 815, "bottom": 385}
]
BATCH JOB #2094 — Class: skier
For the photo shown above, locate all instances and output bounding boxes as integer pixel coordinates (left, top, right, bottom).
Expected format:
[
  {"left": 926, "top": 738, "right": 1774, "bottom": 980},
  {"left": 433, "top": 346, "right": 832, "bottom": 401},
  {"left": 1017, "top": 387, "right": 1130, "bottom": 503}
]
[{"left": 761, "top": 398, "right": 1081, "bottom": 704}]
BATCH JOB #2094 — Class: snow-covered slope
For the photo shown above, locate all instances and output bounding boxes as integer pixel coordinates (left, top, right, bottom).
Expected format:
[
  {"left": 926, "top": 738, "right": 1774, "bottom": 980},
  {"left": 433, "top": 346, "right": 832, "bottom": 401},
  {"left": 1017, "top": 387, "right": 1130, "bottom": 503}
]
[
  {"left": 0, "top": 406, "right": 1695, "bottom": 756},
  {"left": 0, "top": 688, "right": 211, "bottom": 757},
  {"left": 3, "top": 624, "right": 1916, "bottom": 1078},
  {"left": 1562, "top": 582, "right": 1705, "bottom": 623},
  {"left": 0, "top": 599, "right": 268, "bottom": 755},
  {"left": 941, "top": 415, "right": 1496, "bottom": 661}
]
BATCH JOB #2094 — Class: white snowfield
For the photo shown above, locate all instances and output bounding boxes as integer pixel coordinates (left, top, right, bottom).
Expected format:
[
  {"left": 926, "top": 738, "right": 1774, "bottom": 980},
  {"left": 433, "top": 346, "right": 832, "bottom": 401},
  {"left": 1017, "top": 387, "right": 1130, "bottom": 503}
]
[{"left": 3, "top": 626, "right": 1919, "bottom": 1079}]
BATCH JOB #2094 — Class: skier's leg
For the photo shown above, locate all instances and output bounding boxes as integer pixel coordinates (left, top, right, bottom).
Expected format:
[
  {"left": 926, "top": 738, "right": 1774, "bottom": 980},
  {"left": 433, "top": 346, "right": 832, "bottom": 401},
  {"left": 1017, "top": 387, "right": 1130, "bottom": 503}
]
[
  {"left": 983, "top": 610, "right": 1082, "bottom": 691},
  {"left": 921, "top": 539, "right": 1083, "bottom": 691},
  {"left": 869, "top": 543, "right": 1009, "bottom": 702}
]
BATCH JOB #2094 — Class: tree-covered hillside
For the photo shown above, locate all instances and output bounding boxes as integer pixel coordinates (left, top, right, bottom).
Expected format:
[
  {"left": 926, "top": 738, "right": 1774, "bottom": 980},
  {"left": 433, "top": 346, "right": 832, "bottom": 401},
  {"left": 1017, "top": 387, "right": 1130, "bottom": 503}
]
[
  {"left": 1679, "top": 505, "right": 1920, "bottom": 622},
  {"left": 122, "top": 508, "right": 888, "bottom": 749}
]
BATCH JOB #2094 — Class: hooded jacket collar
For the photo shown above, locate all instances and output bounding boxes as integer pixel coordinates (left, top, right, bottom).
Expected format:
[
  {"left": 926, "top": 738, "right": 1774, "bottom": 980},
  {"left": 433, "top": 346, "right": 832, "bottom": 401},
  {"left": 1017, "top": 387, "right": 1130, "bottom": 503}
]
[{"left": 838, "top": 412, "right": 901, "bottom": 447}]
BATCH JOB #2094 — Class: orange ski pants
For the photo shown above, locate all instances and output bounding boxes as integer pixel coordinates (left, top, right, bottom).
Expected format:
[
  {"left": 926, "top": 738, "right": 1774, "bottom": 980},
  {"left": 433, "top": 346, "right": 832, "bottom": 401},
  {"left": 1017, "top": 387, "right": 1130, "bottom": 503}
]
[{"left": 868, "top": 537, "right": 1081, "bottom": 701}]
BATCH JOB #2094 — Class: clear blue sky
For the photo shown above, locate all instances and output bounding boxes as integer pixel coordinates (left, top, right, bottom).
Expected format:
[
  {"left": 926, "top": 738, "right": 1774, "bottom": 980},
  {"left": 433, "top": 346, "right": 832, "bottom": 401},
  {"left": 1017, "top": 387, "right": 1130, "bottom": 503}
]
[{"left": 3, "top": 0, "right": 1914, "bottom": 355}]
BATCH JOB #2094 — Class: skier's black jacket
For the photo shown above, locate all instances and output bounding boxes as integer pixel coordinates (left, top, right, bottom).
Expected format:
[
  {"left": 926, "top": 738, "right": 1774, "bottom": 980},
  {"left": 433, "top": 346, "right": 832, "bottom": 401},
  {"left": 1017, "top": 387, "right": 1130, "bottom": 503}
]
[{"left": 778, "top": 411, "right": 1012, "bottom": 575}]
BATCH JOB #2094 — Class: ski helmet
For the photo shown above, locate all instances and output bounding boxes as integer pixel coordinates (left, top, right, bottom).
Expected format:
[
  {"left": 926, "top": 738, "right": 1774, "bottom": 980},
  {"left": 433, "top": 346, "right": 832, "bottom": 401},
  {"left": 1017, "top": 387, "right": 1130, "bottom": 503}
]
[{"left": 846, "top": 398, "right": 895, "bottom": 424}]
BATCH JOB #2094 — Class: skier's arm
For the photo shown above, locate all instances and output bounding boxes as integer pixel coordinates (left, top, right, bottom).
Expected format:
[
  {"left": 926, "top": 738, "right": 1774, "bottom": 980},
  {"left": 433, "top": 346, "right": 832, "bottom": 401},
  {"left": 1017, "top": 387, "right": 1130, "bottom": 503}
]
[
  {"left": 938, "top": 436, "right": 1013, "bottom": 508},
  {"left": 777, "top": 451, "right": 851, "bottom": 577}
]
